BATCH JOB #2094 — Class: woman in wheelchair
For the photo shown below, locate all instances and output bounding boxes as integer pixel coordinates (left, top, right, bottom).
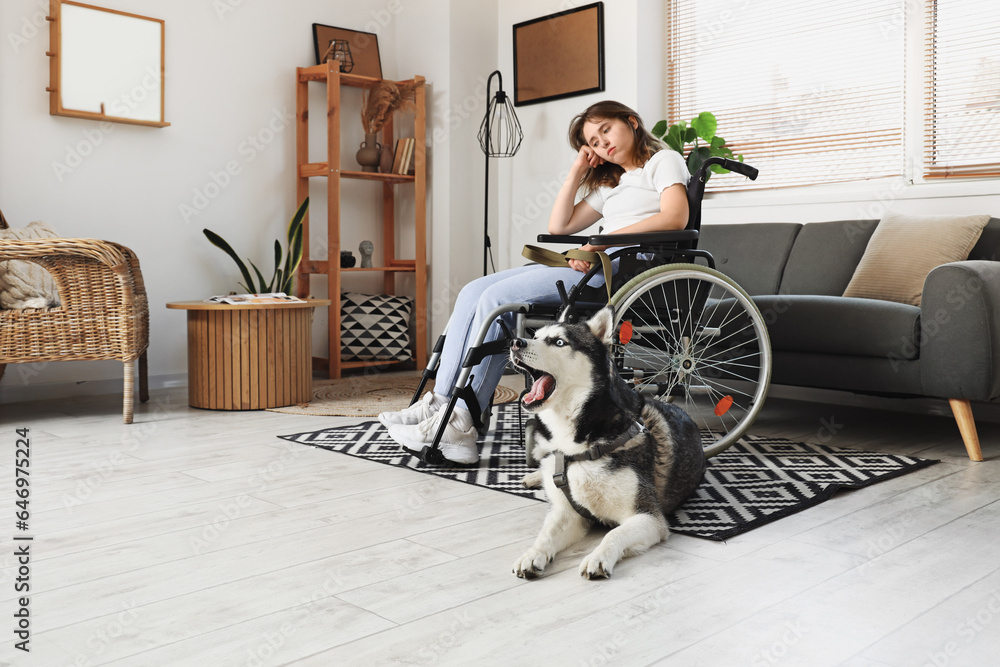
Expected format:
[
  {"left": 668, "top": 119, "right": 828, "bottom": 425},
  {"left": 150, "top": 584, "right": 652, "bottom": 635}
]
[{"left": 378, "top": 100, "right": 691, "bottom": 464}]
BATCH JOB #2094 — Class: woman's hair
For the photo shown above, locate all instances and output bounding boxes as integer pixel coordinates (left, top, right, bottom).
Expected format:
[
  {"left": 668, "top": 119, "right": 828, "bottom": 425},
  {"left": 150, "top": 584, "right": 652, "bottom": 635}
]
[{"left": 568, "top": 100, "right": 662, "bottom": 195}]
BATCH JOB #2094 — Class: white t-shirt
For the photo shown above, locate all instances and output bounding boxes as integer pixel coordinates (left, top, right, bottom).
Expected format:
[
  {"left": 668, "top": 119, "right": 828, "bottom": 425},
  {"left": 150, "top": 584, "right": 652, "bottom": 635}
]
[{"left": 583, "top": 150, "right": 690, "bottom": 234}]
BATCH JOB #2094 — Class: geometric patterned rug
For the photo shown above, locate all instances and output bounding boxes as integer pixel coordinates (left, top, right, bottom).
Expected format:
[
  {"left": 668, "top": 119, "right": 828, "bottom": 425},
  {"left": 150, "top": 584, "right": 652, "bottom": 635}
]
[{"left": 278, "top": 404, "right": 938, "bottom": 541}]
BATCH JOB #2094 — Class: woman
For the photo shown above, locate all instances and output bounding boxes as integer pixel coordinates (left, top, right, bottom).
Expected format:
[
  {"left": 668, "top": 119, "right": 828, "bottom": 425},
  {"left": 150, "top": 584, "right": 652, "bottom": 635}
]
[{"left": 379, "top": 100, "right": 690, "bottom": 464}]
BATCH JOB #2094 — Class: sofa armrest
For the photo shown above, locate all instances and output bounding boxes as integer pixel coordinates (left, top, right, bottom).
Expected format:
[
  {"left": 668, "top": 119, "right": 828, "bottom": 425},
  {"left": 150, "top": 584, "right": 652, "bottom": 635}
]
[{"left": 920, "top": 260, "right": 1000, "bottom": 401}]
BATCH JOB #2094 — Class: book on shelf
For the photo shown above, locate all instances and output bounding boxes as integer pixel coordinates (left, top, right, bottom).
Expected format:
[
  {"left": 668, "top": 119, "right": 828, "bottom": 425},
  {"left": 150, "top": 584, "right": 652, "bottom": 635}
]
[
  {"left": 399, "top": 137, "right": 417, "bottom": 174},
  {"left": 390, "top": 139, "right": 405, "bottom": 174},
  {"left": 403, "top": 137, "right": 416, "bottom": 175}
]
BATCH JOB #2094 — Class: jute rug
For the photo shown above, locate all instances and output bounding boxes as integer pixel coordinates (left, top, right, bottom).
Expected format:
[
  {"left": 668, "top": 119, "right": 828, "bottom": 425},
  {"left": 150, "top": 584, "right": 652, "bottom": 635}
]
[
  {"left": 279, "top": 404, "right": 938, "bottom": 541},
  {"left": 267, "top": 376, "right": 518, "bottom": 418}
]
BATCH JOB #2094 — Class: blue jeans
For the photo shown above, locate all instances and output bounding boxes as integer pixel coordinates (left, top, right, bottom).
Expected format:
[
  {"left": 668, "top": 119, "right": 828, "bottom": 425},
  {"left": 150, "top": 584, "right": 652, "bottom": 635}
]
[{"left": 435, "top": 262, "right": 611, "bottom": 411}]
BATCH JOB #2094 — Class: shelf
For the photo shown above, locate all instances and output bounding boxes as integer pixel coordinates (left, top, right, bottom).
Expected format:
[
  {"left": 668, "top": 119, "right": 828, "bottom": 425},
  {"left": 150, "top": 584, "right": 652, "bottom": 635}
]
[
  {"left": 298, "top": 162, "right": 415, "bottom": 183},
  {"left": 298, "top": 261, "right": 416, "bottom": 275},
  {"left": 342, "top": 266, "right": 416, "bottom": 273},
  {"left": 295, "top": 61, "right": 428, "bottom": 379},
  {"left": 297, "top": 64, "right": 419, "bottom": 90}
]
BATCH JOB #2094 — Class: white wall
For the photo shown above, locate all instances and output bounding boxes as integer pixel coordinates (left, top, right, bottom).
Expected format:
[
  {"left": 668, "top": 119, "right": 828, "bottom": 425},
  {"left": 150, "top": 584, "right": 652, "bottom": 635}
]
[{"left": 0, "top": 0, "right": 491, "bottom": 402}]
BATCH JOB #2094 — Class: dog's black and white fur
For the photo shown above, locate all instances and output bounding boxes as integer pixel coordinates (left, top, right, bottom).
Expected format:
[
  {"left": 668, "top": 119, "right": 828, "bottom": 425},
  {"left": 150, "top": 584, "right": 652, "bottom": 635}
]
[{"left": 509, "top": 306, "right": 706, "bottom": 579}]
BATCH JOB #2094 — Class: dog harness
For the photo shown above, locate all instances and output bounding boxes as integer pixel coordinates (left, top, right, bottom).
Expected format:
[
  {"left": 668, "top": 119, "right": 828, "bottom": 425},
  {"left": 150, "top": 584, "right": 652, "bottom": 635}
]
[{"left": 551, "top": 421, "right": 646, "bottom": 524}]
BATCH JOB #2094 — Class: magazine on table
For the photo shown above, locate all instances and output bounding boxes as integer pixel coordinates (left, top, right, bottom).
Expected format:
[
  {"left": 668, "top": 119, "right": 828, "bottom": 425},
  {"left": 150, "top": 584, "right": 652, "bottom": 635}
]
[{"left": 204, "top": 292, "right": 305, "bottom": 305}]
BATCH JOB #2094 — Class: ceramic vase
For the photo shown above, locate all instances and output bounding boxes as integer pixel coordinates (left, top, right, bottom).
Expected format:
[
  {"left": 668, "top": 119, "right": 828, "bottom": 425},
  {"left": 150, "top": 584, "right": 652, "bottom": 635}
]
[
  {"left": 356, "top": 133, "right": 381, "bottom": 172},
  {"left": 379, "top": 142, "right": 394, "bottom": 173}
]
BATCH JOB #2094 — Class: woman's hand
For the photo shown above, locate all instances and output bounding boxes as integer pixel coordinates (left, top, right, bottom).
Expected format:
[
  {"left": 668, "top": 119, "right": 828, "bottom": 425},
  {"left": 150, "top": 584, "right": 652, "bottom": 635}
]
[
  {"left": 568, "top": 243, "right": 610, "bottom": 273},
  {"left": 574, "top": 145, "right": 604, "bottom": 171}
]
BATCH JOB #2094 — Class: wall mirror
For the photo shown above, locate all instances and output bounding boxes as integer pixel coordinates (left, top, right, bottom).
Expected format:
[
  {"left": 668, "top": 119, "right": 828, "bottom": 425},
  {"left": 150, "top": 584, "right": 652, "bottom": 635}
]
[{"left": 48, "top": 0, "right": 168, "bottom": 127}]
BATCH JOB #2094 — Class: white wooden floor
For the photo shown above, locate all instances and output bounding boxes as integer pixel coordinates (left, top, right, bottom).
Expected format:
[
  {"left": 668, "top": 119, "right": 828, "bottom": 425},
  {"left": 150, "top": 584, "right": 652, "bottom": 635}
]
[{"left": 1, "top": 380, "right": 999, "bottom": 666}]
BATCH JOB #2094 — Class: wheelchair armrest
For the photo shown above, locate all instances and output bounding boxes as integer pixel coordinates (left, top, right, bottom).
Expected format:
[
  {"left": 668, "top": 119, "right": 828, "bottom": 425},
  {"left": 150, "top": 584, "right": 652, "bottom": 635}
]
[
  {"left": 588, "top": 230, "right": 699, "bottom": 246},
  {"left": 536, "top": 234, "right": 591, "bottom": 244}
]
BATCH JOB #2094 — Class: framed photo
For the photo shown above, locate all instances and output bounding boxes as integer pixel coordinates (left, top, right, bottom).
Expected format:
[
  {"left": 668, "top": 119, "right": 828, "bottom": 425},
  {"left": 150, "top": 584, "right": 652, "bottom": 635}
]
[
  {"left": 312, "top": 23, "right": 382, "bottom": 79},
  {"left": 513, "top": 2, "right": 605, "bottom": 106}
]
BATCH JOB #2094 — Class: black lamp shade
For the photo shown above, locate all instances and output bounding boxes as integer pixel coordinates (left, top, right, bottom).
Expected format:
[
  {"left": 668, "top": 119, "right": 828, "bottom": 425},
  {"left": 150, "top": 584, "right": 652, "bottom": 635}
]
[{"left": 478, "top": 88, "right": 522, "bottom": 157}]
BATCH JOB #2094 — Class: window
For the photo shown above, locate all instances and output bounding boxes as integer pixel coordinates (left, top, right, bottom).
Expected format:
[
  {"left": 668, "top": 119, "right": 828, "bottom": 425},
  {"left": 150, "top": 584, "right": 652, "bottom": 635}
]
[
  {"left": 667, "top": 0, "right": 1000, "bottom": 190},
  {"left": 923, "top": 0, "right": 1000, "bottom": 178}
]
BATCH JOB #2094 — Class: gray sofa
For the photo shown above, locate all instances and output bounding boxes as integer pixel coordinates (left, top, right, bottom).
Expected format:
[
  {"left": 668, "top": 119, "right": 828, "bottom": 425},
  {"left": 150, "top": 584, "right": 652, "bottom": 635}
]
[{"left": 697, "top": 218, "right": 1000, "bottom": 461}]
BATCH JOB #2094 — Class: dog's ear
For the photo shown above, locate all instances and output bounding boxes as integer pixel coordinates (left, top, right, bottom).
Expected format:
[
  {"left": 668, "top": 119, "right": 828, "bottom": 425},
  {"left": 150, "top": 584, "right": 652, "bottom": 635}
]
[{"left": 586, "top": 306, "right": 615, "bottom": 345}]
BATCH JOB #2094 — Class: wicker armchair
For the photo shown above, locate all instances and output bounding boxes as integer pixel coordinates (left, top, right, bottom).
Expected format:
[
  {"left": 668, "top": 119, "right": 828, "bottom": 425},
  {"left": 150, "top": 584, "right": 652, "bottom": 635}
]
[{"left": 0, "top": 214, "right": 149, "bottom": 422}]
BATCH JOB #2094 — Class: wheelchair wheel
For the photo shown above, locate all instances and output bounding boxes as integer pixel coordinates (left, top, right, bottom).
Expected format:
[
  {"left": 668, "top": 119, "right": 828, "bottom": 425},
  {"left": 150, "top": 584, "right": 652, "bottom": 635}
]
[{"left": 609, "top": 263, "right": 771, "bottom": 458}]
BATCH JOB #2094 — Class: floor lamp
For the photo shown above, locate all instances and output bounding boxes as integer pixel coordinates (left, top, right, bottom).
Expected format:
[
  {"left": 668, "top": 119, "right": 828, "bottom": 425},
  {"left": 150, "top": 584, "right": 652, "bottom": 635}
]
[{"left": 477, "top": 70, "right": 523, "bottom": 276}]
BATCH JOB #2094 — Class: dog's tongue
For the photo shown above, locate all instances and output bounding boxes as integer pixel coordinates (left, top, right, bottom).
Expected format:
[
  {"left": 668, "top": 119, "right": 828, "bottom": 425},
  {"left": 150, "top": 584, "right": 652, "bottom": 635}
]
[{"left": 524, "top": 374, "right": 554, "bottom": 404}]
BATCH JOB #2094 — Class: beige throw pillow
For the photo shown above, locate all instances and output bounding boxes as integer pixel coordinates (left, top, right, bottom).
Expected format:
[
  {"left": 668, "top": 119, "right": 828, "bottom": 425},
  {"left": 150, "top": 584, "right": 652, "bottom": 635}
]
[
  {"left": 842, "top": 211, "right": 990, "bottom": 306},
  {"left": 0, "top": 221, "right": 62, "bottom": 309}
]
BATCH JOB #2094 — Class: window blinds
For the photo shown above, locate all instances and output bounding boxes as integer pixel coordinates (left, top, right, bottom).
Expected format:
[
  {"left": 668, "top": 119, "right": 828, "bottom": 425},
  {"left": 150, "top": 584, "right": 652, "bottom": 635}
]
[
  {"left": 667, "top": 0, "right": 904, "bottom": 190},
  {"left": 923, "top": 0, "right": 1000, "bottom": 179}
]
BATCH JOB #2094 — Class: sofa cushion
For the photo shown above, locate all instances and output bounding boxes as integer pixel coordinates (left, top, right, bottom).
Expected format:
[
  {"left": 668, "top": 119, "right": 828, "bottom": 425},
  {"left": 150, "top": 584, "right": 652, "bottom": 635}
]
[
  {"left": 843, "top": 211, "right": 991, "bottom": 306},
  {"left": 969, "top": 217, "right": 1000, "bottom": 260},
  {"left": 778, "top": 220, "right": 878, "bottom": 295},
  {"left": 697, "top": 223, "right": 801, "bottom": 296},
  {"left": 754, "top": 294, "right": 921, "bottom": 360}
]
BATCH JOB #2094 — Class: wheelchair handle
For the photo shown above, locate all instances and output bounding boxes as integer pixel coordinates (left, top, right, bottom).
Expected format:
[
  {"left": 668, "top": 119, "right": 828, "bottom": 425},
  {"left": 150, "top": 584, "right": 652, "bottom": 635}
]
[{"left": 695, "top": 156, "right": 758, "bottom": 181}]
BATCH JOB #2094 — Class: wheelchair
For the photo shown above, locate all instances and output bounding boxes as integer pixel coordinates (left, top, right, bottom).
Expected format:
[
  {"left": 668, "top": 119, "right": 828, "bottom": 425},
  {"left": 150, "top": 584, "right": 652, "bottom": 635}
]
[{"left": 408, "top": 155, "right": 771, "bottom": 465}]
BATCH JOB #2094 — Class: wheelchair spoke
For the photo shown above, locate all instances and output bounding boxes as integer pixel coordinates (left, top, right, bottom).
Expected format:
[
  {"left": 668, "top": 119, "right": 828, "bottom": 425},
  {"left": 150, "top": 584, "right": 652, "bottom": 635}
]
[{"left": 611, "top": 264, "right": 772, "bottom": 458}]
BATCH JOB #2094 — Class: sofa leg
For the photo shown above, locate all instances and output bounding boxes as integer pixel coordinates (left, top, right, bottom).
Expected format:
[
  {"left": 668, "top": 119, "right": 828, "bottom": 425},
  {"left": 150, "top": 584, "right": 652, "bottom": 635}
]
[
  {"left": 0, "top": 364, "right": 5, "bottom": 383},
  {"left": 948, "top": 398, "right": 983, "bottom": 462}
]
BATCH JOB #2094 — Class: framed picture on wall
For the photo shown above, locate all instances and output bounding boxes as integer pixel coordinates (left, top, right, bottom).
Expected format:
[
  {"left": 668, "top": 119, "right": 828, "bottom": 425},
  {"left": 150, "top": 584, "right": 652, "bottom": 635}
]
[
  {"left": 312, "top": 23, "right": 382, "bottom": 79},
  {"left": 512, "top": 2, "right": 605, "bottom": 106}
]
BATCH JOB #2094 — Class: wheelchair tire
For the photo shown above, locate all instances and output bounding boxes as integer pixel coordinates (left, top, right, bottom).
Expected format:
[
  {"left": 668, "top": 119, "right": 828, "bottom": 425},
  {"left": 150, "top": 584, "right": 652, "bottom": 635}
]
[{"left": 610, "top": 263, "right": 772, "bottom": 458}]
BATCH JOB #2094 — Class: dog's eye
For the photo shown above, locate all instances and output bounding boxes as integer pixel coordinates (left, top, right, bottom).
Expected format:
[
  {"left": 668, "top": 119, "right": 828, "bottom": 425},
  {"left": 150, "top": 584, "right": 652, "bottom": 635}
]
[{"left": 554, "top": 338, "right": 565, "bottom": 347}]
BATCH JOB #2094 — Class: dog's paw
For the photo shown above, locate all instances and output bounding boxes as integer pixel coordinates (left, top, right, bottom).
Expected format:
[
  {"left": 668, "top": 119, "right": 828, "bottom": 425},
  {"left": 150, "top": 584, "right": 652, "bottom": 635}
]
[
  {"left": 579, "top": 550, "right": 615, "bottom": 579},
  {"left": 521, "top": 470, "right": 543, "bottom": 489},
  {"left": 513, "top": 548, "right": 552, "bottom": 579}
]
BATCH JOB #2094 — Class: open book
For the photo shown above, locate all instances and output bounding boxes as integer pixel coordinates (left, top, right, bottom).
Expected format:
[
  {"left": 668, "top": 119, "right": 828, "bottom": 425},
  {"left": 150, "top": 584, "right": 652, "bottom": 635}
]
[{"left": 204, "top": 292, "right": 306, "bottom": 305}]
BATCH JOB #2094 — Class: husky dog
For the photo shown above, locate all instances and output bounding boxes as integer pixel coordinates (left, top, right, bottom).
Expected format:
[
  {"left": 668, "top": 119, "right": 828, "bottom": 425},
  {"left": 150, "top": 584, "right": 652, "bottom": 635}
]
[{"left": 509, "top": 306, "right": 705, "bottom": 579}]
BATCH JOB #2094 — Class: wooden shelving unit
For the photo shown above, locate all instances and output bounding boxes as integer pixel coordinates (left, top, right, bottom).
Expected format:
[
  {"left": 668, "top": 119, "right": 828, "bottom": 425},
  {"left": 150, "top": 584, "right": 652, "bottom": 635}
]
[{"left": 294, "top": 62, "right": 428, "bottom": 378}]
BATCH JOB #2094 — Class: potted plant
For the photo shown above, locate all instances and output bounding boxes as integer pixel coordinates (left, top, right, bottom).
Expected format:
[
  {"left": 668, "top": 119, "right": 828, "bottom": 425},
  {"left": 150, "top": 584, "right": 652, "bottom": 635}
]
[
  {"left": 358, "top": 80, "right": 416, "bottom": 172},
  {"left": 203, "top": 197, "right": 308, "bottom": 294},
  {"left": 651, "top": 112, "right": 745, "bottom": 181}
]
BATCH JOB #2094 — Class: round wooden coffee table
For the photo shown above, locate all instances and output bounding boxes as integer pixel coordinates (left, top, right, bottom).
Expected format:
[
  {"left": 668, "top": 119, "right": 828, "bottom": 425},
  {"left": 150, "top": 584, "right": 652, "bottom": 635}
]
[{"left": 167, "top": 299, "right": 330, "bottom": 410}]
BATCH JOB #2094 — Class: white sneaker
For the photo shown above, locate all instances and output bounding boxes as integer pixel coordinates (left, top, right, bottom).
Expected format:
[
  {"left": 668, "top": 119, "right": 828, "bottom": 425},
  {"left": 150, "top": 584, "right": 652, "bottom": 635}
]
[
  {"left": 386, "top": 405, "right": 479, "bottom": 464},
  {"left": 378, "top": 392, "right": 447, "bottom": 428}
]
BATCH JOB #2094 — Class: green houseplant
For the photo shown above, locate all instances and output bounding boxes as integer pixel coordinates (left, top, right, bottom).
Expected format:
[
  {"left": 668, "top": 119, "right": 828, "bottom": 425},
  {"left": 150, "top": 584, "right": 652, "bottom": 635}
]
[
  {"left": 203, "top": 197, "right": 308, "bottom": 294},
  {"left": 651, "top": 112, "right": 744, "bottom": 182}
]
